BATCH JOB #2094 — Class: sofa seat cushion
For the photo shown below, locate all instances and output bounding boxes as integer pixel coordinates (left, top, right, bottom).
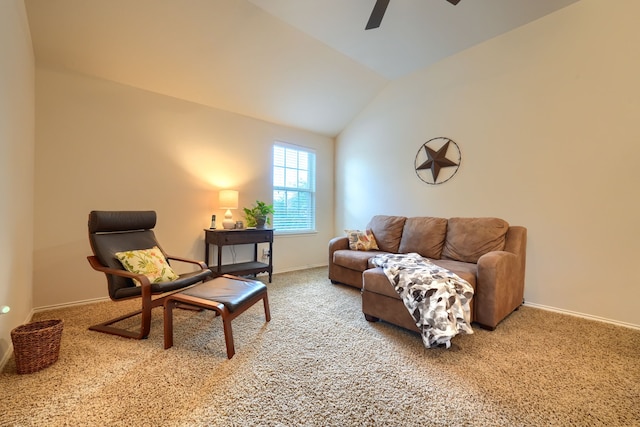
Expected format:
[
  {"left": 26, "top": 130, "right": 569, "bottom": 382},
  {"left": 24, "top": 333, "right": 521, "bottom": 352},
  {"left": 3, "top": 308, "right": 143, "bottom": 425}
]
[
  {"left": 363, "top": 268, "right": 398, "bottom": 299},
  {"left": 364, "top": 260, "right": 478, "bottom": 323},
  {"left": 429, "top": 259, "right": 477, "bottom": 290},
  {"left": 398, "top": 217, "right": 448, "bottom": 259},
  {"left": 442, "top": 217, "right": 509, "bottom": 263},
  {"left": 366, "top": 215, "right": 406, "bottom": 253},
  {"left": 333, "top": 249, "right": 385, "bottom": 271},
  {"left": 364, "top": 260, "right": 477, "bottom": 300}
]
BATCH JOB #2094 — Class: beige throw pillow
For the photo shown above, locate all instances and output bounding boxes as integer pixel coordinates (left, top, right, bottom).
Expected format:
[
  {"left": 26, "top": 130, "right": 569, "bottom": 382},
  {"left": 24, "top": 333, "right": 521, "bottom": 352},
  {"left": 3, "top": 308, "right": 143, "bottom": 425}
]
[{"left": 345, "top": 229, "right": 380, "bottom": 251}]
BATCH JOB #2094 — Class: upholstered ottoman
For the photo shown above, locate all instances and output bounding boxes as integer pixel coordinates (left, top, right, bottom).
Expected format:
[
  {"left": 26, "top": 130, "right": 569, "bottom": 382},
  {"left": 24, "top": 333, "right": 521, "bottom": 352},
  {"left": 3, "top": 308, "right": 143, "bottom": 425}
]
[{"left": 163, "top": 275, "right": 270, "bottom": 358}]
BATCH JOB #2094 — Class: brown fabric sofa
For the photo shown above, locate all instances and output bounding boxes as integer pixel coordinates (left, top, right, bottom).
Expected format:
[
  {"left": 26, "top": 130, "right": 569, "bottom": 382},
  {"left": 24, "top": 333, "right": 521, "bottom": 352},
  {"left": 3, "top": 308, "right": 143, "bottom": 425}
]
[{"left": 328, "top": 215, "right": 527, "bottom": 331}]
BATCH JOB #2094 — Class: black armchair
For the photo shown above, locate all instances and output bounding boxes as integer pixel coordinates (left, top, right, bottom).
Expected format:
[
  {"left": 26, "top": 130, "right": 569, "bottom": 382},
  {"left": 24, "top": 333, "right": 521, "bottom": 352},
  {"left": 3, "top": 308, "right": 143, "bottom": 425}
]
[{"left": 87, "top": 210, "right": 212, "bottom": 339}]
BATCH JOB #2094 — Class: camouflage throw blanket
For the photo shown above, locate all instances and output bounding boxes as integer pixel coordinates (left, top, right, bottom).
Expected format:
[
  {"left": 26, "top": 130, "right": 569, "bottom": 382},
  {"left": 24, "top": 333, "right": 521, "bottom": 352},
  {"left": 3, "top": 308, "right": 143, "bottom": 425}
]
[{"left": 371, "top": 253, "right": 474, "bottom": 348}]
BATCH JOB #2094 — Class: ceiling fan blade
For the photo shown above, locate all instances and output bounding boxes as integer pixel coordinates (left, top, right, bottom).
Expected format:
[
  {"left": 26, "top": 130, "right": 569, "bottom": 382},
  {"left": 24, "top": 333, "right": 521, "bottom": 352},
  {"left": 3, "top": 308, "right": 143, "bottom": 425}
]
[
  {"left": 446, "top": 0, "right": 461, "bottom": 5},
  {"left": 365, "top": 0, "right": 390, "bottom": 30}
]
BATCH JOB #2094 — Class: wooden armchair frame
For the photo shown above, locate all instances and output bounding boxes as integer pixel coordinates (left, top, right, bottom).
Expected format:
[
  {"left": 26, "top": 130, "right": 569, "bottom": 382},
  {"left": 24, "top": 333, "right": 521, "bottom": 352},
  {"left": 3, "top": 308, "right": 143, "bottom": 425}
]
[
  {"left": 86, "top": 210, "right": 212, "bottom": 340},
  {"left": 87, "top": 255, "right": 211, "bottom": 339}
]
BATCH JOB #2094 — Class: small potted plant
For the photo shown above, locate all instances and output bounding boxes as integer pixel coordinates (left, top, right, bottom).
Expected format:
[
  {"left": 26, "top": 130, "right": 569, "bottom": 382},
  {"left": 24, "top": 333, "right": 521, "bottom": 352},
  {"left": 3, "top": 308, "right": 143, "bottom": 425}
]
[{"left": 243, "top": 200, "right": 275, "bottom": 229}]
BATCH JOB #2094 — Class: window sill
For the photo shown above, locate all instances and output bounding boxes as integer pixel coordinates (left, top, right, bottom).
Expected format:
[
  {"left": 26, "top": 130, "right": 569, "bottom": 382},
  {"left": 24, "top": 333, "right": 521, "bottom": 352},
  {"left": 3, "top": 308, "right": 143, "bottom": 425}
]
[{"left": 274, "top": 230, "right": 318, "bottom": 237}]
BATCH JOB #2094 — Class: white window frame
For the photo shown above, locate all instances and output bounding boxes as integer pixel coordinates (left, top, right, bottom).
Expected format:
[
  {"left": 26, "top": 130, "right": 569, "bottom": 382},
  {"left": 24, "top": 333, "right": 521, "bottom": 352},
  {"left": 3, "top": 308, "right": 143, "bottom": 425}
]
[{"left": 272, "top": 142, "right": 316, "bottom": 234}]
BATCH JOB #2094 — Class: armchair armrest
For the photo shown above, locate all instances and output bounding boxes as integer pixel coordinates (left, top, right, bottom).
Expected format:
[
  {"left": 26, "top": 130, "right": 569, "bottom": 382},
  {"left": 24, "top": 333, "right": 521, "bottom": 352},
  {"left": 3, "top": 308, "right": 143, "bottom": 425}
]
[
  {"left": 87, "top": 255, "right": 151, "bottom": 304},
  {"left": 166, "top": 255, "right": 208, "bottom": 270},
  {"left": 475, "top": 250, "right": 525, "bottom": 329},
  {"left": 87, "top": 255, "right": 152, "bottom": 290}
]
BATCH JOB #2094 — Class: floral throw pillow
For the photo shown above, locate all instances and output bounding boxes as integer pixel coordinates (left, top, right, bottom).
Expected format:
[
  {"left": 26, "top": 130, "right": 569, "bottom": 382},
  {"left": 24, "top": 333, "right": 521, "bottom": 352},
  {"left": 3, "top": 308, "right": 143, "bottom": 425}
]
[
  {"left": 345, "top": 229, "right": 380, "bottom": 251},
  {"left": 114, "top": 246, "right": 179, "bottom": 286}
]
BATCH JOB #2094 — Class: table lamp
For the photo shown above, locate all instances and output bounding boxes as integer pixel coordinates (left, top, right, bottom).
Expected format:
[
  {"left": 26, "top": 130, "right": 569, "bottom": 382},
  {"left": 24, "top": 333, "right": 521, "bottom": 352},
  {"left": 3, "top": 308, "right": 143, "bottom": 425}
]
[{"left": 219, "top": 190, "right": 239, "bottom": 229}]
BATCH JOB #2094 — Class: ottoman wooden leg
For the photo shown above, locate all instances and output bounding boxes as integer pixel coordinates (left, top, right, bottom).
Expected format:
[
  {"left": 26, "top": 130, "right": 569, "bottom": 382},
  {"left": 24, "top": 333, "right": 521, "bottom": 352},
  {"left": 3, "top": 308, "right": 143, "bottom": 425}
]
[
  {"left": 222, "top": 317, "right": 235, "bottom": 359},
  {"left": 263, "top": 293, "right": 271, "bottom": 322},
  {"left": 164, "top": 299, "right": 178, "bottom": 349}
]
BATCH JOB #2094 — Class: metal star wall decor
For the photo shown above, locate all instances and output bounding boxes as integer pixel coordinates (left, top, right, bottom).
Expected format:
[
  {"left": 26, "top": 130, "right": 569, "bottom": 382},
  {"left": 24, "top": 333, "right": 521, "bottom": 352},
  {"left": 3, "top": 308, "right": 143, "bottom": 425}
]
[{"left": 414, "top": 137, "right": 461, "bottom": 185}]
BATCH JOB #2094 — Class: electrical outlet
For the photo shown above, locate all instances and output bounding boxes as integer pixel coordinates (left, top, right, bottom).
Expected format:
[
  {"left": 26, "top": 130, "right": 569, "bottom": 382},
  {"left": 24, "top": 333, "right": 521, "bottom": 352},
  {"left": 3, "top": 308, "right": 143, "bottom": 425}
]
[{"left": 262, "top": 248, "right": 270, "bottom": 258}]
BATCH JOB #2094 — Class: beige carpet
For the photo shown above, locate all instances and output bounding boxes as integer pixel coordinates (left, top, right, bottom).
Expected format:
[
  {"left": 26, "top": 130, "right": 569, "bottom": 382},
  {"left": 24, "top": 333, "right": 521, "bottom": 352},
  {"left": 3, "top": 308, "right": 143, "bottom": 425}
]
[{"left": 2, "top": 267, "right": 639, "bottom": 426}]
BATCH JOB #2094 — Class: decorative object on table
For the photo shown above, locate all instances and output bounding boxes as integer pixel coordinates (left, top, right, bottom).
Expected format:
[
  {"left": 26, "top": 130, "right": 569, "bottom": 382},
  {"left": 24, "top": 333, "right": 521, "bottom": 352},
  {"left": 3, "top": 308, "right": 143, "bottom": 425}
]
[
  {"left": 243, "top": 200, "right": 274, "bottom": 229},
  {"left": 414, "top": 137, "right": 461, "bottom": 185},
  {"left": 235, "top": 221, "right": 244, "bottom": 229},
  {"left": 219, "top": 190, "right": 239, "bottom": 229},
  {"left": 210, "top": 214, "right": 216, "bottom": 229},
  {"left": 11, "top": 319, "right": 63, "bottom": 374}
]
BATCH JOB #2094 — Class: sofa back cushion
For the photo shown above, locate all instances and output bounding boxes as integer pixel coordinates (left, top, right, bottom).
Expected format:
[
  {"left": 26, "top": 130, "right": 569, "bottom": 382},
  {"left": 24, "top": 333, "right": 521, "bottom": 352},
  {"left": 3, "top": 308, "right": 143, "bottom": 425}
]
[
  {"left": 398, "top": 217, "right": 448, "bottom": 259},
  {"left": 442, "top": 217, "right": 509, "bottom": 263},
  {"left": 366, "top": 215, "right": 406, "bottom": 253}
]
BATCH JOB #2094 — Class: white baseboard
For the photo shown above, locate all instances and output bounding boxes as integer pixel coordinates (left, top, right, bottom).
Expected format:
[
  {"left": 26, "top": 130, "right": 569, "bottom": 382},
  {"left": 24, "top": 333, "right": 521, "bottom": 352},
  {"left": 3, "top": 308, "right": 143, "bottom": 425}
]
[
  {"left": 524, "top": 301, "right": 640, "bottom": 330},
  {"left": 31, "top": 266, "right": 329, "bottom": 312},
  {"left": 0, "top": 345, "right": 13, "bottom": 371},
  {"left": 272, "top": 263, "right": 327, "bottom": 275},
  {"left": 34, "top": 296, "right": 110, "bottom": 313}
]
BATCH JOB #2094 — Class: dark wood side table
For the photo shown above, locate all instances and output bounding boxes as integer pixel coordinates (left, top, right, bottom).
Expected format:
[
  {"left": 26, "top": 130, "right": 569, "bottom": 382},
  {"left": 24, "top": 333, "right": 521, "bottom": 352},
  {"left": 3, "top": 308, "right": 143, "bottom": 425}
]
[{"left": 204, "top": 228, "right": 273, "bottom": 282}]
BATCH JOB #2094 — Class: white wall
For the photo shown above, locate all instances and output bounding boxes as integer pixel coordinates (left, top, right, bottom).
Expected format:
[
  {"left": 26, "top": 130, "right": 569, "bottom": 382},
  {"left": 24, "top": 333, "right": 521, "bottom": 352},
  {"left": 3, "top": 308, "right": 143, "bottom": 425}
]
[
  {"left": 33, "top": 67, "right": 334, "bottom": 308},
  {"left": 0, "top": 0, "right": 35, "bottom": 365},
  {"left": 336, "top": 0, "right": 640, "bottom": 327}
]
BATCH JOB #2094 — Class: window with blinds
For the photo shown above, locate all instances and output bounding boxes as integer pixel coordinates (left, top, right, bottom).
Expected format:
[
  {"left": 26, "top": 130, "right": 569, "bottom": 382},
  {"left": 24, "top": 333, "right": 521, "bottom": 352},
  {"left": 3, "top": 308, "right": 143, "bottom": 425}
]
[{"left": 272, "top": 143, "right": 316, "bottom": 233}]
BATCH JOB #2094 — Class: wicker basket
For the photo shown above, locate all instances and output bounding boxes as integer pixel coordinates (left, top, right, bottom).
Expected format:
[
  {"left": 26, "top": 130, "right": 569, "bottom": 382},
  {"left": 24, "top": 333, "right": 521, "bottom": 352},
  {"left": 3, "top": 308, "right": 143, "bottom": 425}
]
[{"left": 11, "top": 319, "right": 63, "bottom": 374}]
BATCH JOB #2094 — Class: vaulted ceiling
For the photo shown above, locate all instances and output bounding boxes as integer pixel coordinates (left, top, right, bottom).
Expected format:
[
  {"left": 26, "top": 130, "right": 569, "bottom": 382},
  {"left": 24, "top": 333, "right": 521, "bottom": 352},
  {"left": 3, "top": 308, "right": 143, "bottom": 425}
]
[{"left": 25, "top": 0, "right": 580, "bottom": 137}]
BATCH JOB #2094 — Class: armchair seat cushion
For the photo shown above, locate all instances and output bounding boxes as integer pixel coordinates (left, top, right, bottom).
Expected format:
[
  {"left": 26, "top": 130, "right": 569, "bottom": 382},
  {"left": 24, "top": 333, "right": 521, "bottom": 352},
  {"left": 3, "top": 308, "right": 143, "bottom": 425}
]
[{"left": 113, "top": 269, "right": 212, "bottom": 300}]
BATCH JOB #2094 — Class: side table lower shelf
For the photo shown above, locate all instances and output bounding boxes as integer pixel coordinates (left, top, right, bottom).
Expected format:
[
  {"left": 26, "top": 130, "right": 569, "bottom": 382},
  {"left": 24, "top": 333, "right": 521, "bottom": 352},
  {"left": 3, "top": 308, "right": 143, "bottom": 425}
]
[{"left": 209, "top": 261, "right": 271, "bottom": 280}]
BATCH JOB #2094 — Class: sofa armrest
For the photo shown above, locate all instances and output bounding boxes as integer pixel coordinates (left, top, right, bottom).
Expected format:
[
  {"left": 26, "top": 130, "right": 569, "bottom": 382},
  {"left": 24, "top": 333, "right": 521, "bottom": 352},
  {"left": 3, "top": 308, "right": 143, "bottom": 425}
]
[
  {"left": 328, "top": 236, "right": 349, "bottom": 283},
  {"left": 329, "top": 236, "right": 349, "bottom": 254},
  {"left": 475, "top": 250, "right": 525, "bottom": 329}
]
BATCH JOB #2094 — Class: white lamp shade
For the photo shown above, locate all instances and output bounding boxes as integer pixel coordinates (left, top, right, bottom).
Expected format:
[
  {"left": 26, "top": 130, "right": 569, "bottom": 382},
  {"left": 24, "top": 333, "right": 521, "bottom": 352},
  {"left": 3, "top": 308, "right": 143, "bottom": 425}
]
[{"left": 219, "top": 190, "right": 238, "bottom": 209}]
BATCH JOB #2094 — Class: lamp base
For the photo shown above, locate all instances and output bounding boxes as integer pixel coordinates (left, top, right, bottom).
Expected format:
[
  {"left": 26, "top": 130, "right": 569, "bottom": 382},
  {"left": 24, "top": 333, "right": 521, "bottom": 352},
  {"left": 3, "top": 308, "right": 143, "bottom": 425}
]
[{"left": 222, "top": 209, "right": 235, "bottom": 229}]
